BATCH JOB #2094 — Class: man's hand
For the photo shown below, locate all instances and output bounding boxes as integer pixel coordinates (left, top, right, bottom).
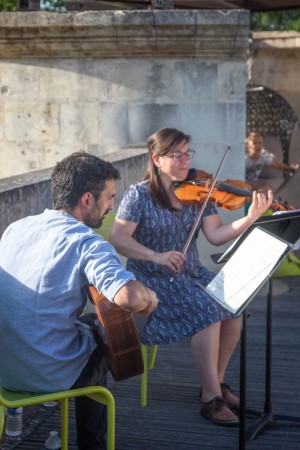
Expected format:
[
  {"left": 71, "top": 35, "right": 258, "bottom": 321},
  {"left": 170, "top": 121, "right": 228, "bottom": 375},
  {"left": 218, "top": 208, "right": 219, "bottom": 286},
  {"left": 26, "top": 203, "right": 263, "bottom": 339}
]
[{"left": 114, "top": 280, "right": 158, "bottom": 316}]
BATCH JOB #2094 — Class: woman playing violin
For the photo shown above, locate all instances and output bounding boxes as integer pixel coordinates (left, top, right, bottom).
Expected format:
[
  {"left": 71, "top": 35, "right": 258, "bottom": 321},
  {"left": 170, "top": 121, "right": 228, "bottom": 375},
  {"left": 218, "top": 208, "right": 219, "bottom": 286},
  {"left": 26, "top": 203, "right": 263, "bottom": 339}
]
[{"left": 109, "top": 127, "right": 273, "bottom": 426}]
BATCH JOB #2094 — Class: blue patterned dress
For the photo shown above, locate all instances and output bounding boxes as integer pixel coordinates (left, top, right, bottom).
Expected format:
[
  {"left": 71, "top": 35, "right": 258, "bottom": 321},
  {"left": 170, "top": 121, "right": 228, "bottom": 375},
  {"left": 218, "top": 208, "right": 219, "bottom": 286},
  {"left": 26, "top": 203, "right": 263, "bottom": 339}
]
[{"left": 116, "top": 181, "right": 234, "bottom": 345}]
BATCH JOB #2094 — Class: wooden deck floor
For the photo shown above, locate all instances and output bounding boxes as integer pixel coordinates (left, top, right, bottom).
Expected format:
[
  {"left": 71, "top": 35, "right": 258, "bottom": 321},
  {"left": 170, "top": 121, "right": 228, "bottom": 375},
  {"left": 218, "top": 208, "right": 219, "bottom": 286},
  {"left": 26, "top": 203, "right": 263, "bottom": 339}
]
[{"left": 1, "top": 276, "right": 300, "bottom": 450}]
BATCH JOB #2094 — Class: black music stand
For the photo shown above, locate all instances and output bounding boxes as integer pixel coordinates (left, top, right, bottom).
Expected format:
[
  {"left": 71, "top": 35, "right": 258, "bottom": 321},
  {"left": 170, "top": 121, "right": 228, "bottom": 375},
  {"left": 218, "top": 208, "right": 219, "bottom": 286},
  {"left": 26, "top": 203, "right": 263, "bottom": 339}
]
[
  {"left": 245, "top": 276, "right": 300, "bottom": 442},
  {"left": 210, "top": 209, "right": 300, "bottom": 450},
  {"left": 245, "top": 211, "right": 300, "bottom": 442}
]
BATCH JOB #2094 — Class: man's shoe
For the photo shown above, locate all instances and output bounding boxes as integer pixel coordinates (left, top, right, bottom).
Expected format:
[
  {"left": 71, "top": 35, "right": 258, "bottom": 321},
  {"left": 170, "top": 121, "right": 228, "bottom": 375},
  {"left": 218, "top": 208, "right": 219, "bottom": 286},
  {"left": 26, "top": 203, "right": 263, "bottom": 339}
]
[
  {"left": 201, "top": 396, "right": 239, "bottom": 426},
  {"left": 220, "top": 382, "right": 240, "bottom": 410}
]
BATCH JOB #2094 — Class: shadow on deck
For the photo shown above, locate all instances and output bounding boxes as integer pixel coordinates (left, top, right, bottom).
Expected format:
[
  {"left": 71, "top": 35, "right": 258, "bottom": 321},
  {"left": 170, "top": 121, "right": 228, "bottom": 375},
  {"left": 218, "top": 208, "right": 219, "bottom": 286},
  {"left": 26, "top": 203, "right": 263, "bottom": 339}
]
[{"left": 1, "top": 276, "right": 300, "bottom": 450}]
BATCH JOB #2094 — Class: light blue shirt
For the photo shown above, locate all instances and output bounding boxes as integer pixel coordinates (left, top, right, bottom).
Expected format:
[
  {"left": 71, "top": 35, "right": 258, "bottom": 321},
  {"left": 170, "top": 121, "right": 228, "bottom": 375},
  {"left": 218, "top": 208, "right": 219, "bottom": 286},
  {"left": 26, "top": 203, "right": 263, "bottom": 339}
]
[{"left": 0, "top": 209, "right": 135, "bottom": 393}]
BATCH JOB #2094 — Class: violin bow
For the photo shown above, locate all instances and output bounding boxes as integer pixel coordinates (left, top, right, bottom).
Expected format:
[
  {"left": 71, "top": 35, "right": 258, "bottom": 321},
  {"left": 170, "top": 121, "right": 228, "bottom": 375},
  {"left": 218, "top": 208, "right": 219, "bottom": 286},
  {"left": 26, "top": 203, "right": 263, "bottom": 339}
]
[{"left": 171, "top": 144, "right": 231, "bottom": 282}]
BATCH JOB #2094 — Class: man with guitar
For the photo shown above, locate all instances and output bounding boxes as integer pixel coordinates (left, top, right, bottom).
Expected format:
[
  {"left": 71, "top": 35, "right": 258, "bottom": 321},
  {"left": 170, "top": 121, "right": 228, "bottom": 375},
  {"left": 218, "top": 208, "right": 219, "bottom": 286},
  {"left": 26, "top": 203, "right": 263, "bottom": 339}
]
[{"left": 0, "top": 152, "right": 158, "bottom": 450}]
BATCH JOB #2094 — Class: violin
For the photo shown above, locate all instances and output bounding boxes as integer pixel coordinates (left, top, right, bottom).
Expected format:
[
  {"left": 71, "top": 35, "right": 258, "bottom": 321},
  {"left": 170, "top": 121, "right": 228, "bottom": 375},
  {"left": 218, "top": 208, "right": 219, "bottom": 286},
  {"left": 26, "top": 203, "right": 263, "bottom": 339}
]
[
  {"left": 170, "top": 145, "right": 291, "bottom": 282},
  {"left": 174, "top": 169, "right": 292, "bottom": 212}
]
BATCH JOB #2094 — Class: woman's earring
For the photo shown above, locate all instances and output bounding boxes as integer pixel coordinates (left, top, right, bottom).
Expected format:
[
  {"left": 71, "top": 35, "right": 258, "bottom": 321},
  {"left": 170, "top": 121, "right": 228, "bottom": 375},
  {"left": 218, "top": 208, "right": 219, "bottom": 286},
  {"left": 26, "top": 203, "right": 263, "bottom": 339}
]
[{"left": 157, "top": 167, "right": 161, "bottom": 176}]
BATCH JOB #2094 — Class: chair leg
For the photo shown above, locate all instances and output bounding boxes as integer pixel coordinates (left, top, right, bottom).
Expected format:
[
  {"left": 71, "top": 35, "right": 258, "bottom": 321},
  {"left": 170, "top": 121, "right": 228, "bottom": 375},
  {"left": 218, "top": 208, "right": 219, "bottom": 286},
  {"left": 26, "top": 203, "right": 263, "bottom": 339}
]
[
  {"left": 61, "top": 398, "right": 69, "bottom": 450},
  {"left": 87, "top": 389, "right": 115, "bottom": 450},
  {"left": 140, "top": 345, "right": 159, "bottom": 407},
  {"left": 104, "top": 392, "right": 115, "bottom": 450},
  {"left": 0, "top": 405, "right": 4, "bottom": 438},
  {"left": 148, "top": 345, "right": 158, "bottom": 369},
  {"left": 141, "top": 344, "right": 148, "bottom": 407}
]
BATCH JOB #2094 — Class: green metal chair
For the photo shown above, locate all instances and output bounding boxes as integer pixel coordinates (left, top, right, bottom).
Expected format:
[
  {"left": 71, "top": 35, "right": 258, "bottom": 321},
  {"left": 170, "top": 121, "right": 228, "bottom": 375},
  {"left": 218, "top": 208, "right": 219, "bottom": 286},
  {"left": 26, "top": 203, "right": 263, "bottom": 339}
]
[{"left": 0, "top": 385, "right": 115, "bottom": 450}]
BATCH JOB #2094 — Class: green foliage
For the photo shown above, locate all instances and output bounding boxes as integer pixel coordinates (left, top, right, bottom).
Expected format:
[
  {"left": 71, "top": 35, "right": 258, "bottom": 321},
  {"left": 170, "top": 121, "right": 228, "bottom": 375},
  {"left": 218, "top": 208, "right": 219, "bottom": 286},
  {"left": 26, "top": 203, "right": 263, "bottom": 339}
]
[
  {"left": 0, "top": 0, "right": 67, "bottom": 11},
  {"left": 251, "top": 9, "right": 300, "bottom": 31},
  {"left": 0, "top": 0, "right": 17, "bottom": 11}
]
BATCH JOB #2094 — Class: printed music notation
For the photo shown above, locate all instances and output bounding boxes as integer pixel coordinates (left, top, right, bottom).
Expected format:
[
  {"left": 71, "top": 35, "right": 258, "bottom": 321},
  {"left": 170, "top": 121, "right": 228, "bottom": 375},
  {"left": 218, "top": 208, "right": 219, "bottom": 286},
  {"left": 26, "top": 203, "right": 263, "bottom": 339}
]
[{"left": 205, "top": 227, "right": 292, "bottom": 315}]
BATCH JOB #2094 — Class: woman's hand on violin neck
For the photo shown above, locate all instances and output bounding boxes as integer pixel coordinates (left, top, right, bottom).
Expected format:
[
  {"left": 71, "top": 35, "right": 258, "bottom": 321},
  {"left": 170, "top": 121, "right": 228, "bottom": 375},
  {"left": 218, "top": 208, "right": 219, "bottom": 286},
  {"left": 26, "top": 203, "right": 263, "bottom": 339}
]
[
  {"left": 247, "top": 189, "right": 274, "bottom": 222},
  {"left": 153, "top": 250, "right": 185, "bottom": 273}
]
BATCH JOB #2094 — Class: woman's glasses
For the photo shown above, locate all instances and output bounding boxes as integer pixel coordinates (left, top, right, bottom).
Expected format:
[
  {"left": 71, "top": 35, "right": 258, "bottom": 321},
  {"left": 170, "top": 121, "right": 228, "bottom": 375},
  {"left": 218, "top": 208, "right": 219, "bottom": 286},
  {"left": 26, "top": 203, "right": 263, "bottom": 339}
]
[{"left": 166, "top": 149, "right": 195, "bottom": 161}]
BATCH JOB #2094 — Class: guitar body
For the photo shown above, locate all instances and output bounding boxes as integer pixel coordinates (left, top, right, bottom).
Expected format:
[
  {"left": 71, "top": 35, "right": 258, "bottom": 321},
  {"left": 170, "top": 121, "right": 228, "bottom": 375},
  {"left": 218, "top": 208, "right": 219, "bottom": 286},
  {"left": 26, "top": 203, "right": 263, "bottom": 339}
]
[{"left": 87, "top": 285, "right": 144, "bottom": 382}]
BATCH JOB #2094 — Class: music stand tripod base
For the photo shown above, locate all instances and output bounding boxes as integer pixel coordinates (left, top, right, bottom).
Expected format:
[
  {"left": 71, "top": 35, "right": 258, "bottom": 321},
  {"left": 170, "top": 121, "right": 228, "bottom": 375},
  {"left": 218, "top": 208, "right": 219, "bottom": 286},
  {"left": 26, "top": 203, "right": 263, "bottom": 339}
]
[
  {"left": 247, "top": 412, "right": 300, "bottom": 441},
  {"left": 246, "top": 278, "right": 300, "bottom": 441}
]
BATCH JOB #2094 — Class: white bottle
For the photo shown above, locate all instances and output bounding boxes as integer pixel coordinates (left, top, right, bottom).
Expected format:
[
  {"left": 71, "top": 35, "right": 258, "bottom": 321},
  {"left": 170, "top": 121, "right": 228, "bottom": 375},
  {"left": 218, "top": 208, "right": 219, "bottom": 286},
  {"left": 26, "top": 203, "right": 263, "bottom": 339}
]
[
  {"left": 43, "top": 401, "right": 58, "bottom": 407},
  {"left": 5, "top": 407, "right": 23, "bottom": 437},
  {"left": 45, "top": 430, "right": 62, "bottom": 450}
]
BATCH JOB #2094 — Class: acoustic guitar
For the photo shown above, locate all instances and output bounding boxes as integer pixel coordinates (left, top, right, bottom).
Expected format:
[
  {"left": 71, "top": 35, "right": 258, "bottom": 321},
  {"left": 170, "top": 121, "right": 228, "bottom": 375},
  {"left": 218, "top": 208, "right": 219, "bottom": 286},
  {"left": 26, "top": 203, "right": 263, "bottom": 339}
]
[{"left": 87, "top": 284, "right": 144, "bottom": 382}]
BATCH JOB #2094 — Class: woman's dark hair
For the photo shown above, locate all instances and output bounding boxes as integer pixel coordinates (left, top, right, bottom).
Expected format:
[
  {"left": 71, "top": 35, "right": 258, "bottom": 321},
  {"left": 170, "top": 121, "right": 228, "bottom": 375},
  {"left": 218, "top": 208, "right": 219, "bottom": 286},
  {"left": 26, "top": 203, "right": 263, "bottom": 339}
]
[
  {"left": 51, "top": 151, "right": 120, "bottom": 210},
  {"left": 142, "top": 127, "right": 190, "bottom": 209}
]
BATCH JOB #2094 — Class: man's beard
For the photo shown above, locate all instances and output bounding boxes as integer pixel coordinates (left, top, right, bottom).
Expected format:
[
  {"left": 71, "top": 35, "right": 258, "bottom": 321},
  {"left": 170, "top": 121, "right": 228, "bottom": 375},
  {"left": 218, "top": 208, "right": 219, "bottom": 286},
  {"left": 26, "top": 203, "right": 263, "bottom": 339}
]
[{"left": 85, "top": 209, "right": 109, "bottom": 230}]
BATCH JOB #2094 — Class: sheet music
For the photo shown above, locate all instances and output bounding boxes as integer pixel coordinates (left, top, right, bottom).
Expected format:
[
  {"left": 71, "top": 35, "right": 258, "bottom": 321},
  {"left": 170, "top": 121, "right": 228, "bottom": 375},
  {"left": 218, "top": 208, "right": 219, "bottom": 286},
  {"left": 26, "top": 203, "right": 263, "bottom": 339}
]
[
  {"left": 205, "top": 227, "right": 291, "bottom": 314},
  {"left": 216, "top": 235, "right": 241, "bottom": 263},
  {"left": 218, "top": 209, "right": 300, "bottom": 263}
]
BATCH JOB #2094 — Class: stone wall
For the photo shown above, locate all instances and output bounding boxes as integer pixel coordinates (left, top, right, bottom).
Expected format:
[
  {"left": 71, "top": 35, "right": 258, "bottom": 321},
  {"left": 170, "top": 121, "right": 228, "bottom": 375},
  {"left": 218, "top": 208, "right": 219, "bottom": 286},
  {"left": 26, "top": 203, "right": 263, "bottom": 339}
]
[
  {"left": 0, "top": 148, "right": 147, "bottom": 236},
  {"left": 0, "top": 9, "right": 250, "bottom": 183}
]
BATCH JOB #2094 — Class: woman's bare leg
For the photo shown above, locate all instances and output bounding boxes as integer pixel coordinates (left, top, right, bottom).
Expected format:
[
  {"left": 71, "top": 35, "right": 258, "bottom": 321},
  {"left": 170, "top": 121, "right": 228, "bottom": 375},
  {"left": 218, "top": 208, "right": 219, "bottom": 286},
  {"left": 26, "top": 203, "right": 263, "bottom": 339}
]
[
  {"left": 218, "top": 317, "right": 241, "bottom": 382},
  {"left": 190, "top": 317, "right": 241, "bottom": 402}
]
